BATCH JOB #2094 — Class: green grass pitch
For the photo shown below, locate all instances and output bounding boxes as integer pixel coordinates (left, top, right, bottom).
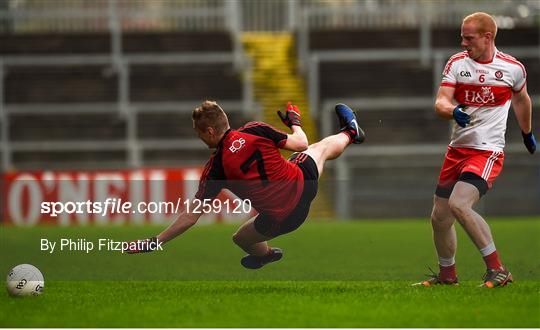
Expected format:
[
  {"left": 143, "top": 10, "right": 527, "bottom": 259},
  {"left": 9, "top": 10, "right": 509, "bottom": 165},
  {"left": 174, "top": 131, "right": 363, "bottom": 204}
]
[{"left": 1, "top": 217, "right": 539, "bottom": 327}]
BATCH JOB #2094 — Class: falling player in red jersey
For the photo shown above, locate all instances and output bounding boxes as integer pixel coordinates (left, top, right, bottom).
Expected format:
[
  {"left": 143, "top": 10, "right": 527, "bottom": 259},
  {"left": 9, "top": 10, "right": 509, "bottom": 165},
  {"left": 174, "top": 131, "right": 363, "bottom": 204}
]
[
  {"left": 126, "top": 100, "right": 365, "bottom": 269},
  {"left": 414, "top": 12, "right": 536, "bottom": 288}
]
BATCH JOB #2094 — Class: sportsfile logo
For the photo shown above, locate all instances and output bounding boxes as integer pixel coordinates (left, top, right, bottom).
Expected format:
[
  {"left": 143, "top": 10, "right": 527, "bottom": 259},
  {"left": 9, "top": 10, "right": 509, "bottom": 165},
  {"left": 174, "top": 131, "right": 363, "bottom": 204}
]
[{"left": 40, "top": 198, "right": 184, "bottom": 218}]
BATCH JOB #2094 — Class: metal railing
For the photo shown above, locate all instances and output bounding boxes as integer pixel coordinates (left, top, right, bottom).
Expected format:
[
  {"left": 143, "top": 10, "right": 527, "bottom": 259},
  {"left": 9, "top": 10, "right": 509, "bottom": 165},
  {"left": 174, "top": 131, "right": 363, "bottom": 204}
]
[
  {"left": 0, "top": 53, "right": 255, "bottom": 171},
  {"left": 309, "top": 46, "right": 540, "bottom": 130},
  {"left": 2, "top": 1, "right": 537, "bottom": 33},
  {"left": 0, "top": 0, "right": 257, "bottom": 171},
  {"left": 296, "top": 1, "right": 540, "bottom": 71},
  {"left": 0, "top": 0, "right": 230, "bottom": 32},
  {"left": 300, "top": 0, "right": 538, "bottom": 29},
  {"left": 0, "top": 0, "right": 247, "bottom": 80}
]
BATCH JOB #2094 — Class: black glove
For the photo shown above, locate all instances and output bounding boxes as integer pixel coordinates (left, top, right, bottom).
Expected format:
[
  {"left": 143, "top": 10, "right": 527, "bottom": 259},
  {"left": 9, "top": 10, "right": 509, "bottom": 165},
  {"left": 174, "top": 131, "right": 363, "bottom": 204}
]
[
  {"left": 277, "top": 102, "right": 301, "bottom": 127},
  {"left": 522, "top": 130, "right": 537, "bottom": 154}
]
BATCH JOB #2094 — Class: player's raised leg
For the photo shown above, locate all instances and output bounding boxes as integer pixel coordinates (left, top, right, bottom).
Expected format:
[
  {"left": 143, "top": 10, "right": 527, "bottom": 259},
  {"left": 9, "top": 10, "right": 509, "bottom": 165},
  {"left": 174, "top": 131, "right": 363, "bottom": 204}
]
[
  {"left": 303, "top": 103, "right": 365, "bottom": 176},
  {"left": 233, "top": 104, "right": 365, "bottom": 269},
  {"left": 448, "top": 181, "right": 512, "bottom": 287},
  {"left": 232, "top": 216, "right": 283, "bottom": 269}
]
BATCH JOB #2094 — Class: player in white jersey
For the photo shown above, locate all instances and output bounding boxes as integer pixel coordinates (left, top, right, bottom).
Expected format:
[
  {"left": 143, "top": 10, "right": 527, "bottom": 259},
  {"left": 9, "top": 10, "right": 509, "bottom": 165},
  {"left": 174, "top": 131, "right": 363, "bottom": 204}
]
[{"left": 415, "top": 12, "right": 536, "bottom": 288}]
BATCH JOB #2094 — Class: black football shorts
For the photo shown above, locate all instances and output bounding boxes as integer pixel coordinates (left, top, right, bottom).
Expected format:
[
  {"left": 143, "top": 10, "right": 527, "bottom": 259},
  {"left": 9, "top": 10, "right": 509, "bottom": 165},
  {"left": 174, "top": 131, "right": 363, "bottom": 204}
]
[{"left": 254, "top": 152, "right": 319, "bottom": 237}]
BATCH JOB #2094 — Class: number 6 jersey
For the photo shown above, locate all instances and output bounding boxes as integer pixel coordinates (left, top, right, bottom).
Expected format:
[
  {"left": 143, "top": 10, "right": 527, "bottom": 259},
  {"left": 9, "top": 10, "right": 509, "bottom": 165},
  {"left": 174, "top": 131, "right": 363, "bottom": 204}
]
[
  {"left": 195, "top": 122, "right": 304, "bottom": 220},
  {"left": 441, "top": 49, "right": 527, "bottom": 151}
]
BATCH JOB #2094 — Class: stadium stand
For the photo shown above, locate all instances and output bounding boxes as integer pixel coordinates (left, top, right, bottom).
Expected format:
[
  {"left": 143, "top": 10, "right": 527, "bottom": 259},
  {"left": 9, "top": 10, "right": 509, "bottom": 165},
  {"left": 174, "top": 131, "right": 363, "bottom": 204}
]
[
  {"left": 1, "top": 31, "right": 251, "bottom": 169},
  {"left": 1, "top": 0, "right": 538, "bottom": 217}
]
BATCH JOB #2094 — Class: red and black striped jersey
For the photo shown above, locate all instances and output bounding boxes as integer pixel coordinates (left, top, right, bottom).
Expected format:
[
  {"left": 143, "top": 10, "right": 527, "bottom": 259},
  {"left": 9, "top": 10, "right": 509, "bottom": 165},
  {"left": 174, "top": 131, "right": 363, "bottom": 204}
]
[{"left": 195, "top": 122, "right": 304, "bottom": 219}]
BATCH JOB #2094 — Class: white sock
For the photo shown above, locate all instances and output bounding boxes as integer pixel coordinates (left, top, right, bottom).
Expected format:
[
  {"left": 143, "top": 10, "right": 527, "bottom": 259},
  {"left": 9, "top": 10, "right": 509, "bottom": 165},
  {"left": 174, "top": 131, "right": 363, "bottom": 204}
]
[
  {"left": 438, "top": 256, "right": 455, "bottom": 267},
  {"left": 479, "top": 242, "right": 496, "bottom": 257}
]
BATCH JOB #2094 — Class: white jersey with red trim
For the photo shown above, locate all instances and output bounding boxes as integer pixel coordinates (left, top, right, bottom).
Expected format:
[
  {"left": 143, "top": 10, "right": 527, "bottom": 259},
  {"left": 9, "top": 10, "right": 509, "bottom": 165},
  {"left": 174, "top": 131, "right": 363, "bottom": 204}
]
[{"left": 440, "top": 49, "right": 527, "bottom": 151}]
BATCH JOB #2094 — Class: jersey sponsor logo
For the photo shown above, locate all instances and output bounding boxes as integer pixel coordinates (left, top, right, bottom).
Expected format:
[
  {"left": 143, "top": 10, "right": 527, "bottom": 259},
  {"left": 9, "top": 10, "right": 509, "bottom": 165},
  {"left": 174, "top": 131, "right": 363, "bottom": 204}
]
[
  {"left": 475, "top": 69, "right": 489, "bottom": 74},
  {"left": 455, "top": 84, "right": 511, "bottom": 106},
  {"left": 464, "top": 87, "right": 495, "bottom": 104},
  {"left": 495, "top": 70, "right": 504, "bottom": 80},
  {"left": 460, "top": 71, "right": 471, "bottom": 77},
  {"left": 229, "top": 138, "right": 246, "bottom": 153}
]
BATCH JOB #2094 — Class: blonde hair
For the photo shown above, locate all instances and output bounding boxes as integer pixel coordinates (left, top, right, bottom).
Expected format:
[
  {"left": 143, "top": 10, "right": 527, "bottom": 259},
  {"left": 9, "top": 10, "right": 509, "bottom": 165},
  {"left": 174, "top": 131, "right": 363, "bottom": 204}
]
[
  {"left": 192, "top": 100, "right": 229, "bottom": 133},
  {"left": 463, "top": 12, "right": 497, "bottom": 39}
]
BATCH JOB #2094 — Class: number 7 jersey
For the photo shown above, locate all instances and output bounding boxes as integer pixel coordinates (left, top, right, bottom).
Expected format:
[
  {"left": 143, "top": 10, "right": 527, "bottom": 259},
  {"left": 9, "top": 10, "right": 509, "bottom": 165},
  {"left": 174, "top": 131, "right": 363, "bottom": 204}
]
[
  {"left": 441, "top": 49, "right": 527, "bottom": 151},
  {"left": 195, "top": 122, "right": 304, "bottom": 220}
]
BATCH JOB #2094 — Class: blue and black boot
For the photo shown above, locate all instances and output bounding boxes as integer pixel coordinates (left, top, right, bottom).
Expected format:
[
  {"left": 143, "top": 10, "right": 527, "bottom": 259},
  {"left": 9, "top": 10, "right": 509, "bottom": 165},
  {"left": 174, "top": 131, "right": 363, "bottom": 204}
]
[{"left": 335, "top": 103, "right": 365, "bottom": 144}]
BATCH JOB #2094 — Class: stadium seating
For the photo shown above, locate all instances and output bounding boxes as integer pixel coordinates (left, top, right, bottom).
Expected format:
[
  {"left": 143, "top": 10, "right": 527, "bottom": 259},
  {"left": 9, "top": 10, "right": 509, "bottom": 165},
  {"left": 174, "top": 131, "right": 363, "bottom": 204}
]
[
  {"left": 0, "top": 31, "right": 233, "bottom": 54},
  {"left": 309, "top": 28, "right": 421, "bottom": 50},
  {"left": 1, "top": 32, "right": 249, "bottom": 169},
  {"left": 431, "top": 27, "right": 539, "bottom": 48},
  {"left": 309, "top": 27, "right": 539, "bottom": 50},
  {"left": 0, "top": 33, "right": 111, "bottom": 54},
  {"left": 319, "top": 60, "right": 433, "bottom": 99}
]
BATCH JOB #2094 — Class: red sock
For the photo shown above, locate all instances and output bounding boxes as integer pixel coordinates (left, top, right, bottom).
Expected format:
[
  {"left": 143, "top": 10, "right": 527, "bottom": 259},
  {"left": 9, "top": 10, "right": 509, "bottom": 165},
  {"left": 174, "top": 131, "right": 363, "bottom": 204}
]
[
  {"left": 483, "top": 251, "right": 502, "bottom": 270},
  {"left": 340, "top": 130, "right": 355, "bottom": 143},
  {"left": 439, "top": 264, "right": 457, "bottom": 281}
]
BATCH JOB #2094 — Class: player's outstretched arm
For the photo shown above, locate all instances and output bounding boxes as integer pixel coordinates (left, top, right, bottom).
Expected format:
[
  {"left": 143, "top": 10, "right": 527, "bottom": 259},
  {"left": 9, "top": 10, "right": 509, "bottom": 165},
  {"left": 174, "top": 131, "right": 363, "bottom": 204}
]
[
  {"left": 125, "top": 200, "right": 202, "bottom": 254},
  {"left": 277, "top": 101, "right": 302, "bottom": 127},
  {"left": 156, "top": 206, "right": 202, "bottom": 244},
  {"left": 511, "top": 85, "right": 535, "bottom": 154},
  {"left": 283, "top": 125, "right": 308, "bottom": 152},
  {"left": 277, "top": 102, "right": 308, "bottom": 151}
]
